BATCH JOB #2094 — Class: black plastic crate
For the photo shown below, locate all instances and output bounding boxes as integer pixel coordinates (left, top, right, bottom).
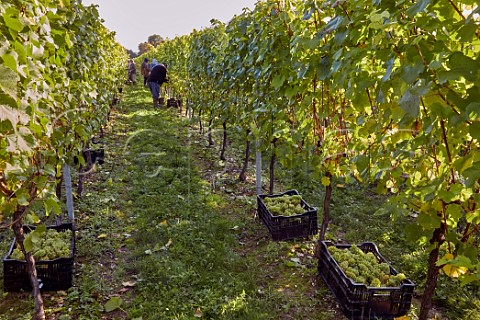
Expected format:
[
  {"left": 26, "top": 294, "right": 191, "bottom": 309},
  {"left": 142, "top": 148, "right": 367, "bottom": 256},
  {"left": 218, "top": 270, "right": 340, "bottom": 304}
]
[
  {"left": 257, "top": 190, "right": 318, "bottom": 241},
  {"left": 167, "top": 98, "right": 178, "bottom": 107},
  {"left": 318, "top": 241, "right": 415, "bottom": 319},
  {"left": 3, "top": 223, "right": 75, "bottom": 292}
]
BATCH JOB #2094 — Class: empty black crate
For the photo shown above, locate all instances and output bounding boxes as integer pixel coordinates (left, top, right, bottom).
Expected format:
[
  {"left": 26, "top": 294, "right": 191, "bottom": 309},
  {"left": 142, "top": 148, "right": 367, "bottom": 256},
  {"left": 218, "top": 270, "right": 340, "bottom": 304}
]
[
  {"left": 3, "top": 223, "right": 75, "bottom": 292},
  {"left": 257, "top": 190, "right": 318, "bottom": 241},
  {"left": 318, "top": 241, "right": 415, "bottom": 319}
]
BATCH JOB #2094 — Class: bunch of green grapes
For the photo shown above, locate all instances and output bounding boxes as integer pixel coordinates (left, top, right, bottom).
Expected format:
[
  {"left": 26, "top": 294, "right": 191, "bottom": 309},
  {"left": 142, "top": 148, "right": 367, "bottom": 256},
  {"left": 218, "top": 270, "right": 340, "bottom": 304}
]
[
  {"left": 263, "top": 194, "right": 305, "bottom": 216},
  {"left": 10, "top": 229, "right": 72, "bottom": 261},
  {"left": 328, "top": 244, "right": 407, "bottom": 287}
]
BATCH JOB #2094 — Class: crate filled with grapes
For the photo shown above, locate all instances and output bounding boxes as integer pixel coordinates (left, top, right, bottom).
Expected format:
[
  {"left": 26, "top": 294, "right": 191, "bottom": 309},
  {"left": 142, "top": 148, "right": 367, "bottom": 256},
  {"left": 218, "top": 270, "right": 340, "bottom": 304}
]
[
  {"left": 318, "top": 241, "right": 415, "bottom": 319},
  {"left": 3, "top": 223, "right": 75, "bottom": 292},
  {"left": 257, "top": 190, "right": 318, "bottom": 241}
]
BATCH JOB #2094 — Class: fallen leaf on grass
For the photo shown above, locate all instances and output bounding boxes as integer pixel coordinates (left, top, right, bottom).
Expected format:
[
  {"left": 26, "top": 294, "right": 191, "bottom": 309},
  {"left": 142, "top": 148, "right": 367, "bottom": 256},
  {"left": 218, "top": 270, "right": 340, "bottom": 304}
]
[
  {"left": 122, "top": 281, "right": 137, "bottom": 287},
  {"left": 104, "top": 296, "right": 123, "bottom": 312},
  {"left": 100, "top": 196, "right": 116, "bottom": 203},
  {"left": 285, "top": 257, "right": 302, "bottom": 268},
  {"left": 159, "top": 220, "right": 168, "bottom": 227},
  {"left": 153, "top": 239, "right": 173, "bottom": 252}
]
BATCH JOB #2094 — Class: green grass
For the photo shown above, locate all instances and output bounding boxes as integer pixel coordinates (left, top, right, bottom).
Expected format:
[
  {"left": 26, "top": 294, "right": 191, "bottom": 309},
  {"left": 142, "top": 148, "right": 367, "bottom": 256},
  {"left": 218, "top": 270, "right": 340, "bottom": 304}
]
[
  {"left": 119, "top": 87, "right": 286, "bottom": 319},
  {"left": 1, "top": 84, "right": 478, "bottom": 319}
]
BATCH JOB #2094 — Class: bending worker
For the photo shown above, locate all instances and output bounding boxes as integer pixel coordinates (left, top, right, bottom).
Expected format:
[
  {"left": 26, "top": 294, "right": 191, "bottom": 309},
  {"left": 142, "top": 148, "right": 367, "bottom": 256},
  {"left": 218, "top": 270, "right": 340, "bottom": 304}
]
[{"left": 147, "top": 59, "right": 168, "bottom": 108}]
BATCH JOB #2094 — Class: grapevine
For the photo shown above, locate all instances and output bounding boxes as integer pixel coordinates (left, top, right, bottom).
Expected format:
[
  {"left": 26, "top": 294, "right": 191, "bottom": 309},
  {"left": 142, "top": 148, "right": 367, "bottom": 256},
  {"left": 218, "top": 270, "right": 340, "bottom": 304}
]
[
  {"left": 148, "top": 0, "right": 479, "bottom": 318},
  {"left": 0, "top": 0, "right": 126, "bottom": 317}
]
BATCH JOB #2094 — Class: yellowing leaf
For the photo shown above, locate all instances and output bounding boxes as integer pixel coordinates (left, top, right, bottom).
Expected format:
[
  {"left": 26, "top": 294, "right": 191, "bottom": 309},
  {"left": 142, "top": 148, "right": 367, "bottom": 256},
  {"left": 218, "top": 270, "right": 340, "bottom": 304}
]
[
  {"left": 321, "top": 176, "right": 331, "bottom": 187},
  {"left": 440, "top": 253, "right": 468, "bottom": 278},
  {"left": 159, "top": 220, "right": 168, "bottom": 226},
  {"left": 97, "top": 233, "right": 107, "bottom": 239},
  {"left": 443, "top": 264, "right": 468, "bottom": 278},
  {"left": 444, "top": 253, "right": 454, "bottom": 260}
]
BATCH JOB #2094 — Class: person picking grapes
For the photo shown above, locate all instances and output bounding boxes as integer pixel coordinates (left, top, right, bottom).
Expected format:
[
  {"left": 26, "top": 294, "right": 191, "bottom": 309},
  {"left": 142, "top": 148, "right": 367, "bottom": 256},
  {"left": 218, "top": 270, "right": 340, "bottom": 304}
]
[
  {"left": 127, "top": 59, "right": 137, "bottom": 85},
  {"left": 141, "top": 57, "right": 150, "bottom": 87},
  {"left": 147, "top": 59, "right": 168, "bottom": 108}
]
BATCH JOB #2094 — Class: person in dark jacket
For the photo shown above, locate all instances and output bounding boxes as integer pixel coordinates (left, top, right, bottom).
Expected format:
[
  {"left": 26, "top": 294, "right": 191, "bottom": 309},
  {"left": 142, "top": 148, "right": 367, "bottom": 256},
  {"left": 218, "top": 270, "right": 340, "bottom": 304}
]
[{"left": 147, "top": 60, "right": 168, "bottom": 107}]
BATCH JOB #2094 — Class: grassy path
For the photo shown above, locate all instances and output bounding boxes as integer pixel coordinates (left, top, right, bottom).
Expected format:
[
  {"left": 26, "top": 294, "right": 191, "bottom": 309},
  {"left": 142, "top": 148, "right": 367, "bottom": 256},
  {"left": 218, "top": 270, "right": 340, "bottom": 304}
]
[
  {"left": 1, "top": 83, "right": 478, "bottom": 319},
  {"left": 108, "top": 85, "right": 340, "bottom": 320},
  {"left": 0, "top": 85, "right": 342, "bottom": 319},
  {"left": 118, "top": 87, "right": 276, "bottom": 319}
]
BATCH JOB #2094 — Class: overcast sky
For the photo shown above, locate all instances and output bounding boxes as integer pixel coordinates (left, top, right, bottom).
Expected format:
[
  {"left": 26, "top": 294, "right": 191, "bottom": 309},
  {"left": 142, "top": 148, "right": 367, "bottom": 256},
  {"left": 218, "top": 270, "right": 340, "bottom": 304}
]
[{"left": 81, "top": 0, "right": 258, "bottom": 51}]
